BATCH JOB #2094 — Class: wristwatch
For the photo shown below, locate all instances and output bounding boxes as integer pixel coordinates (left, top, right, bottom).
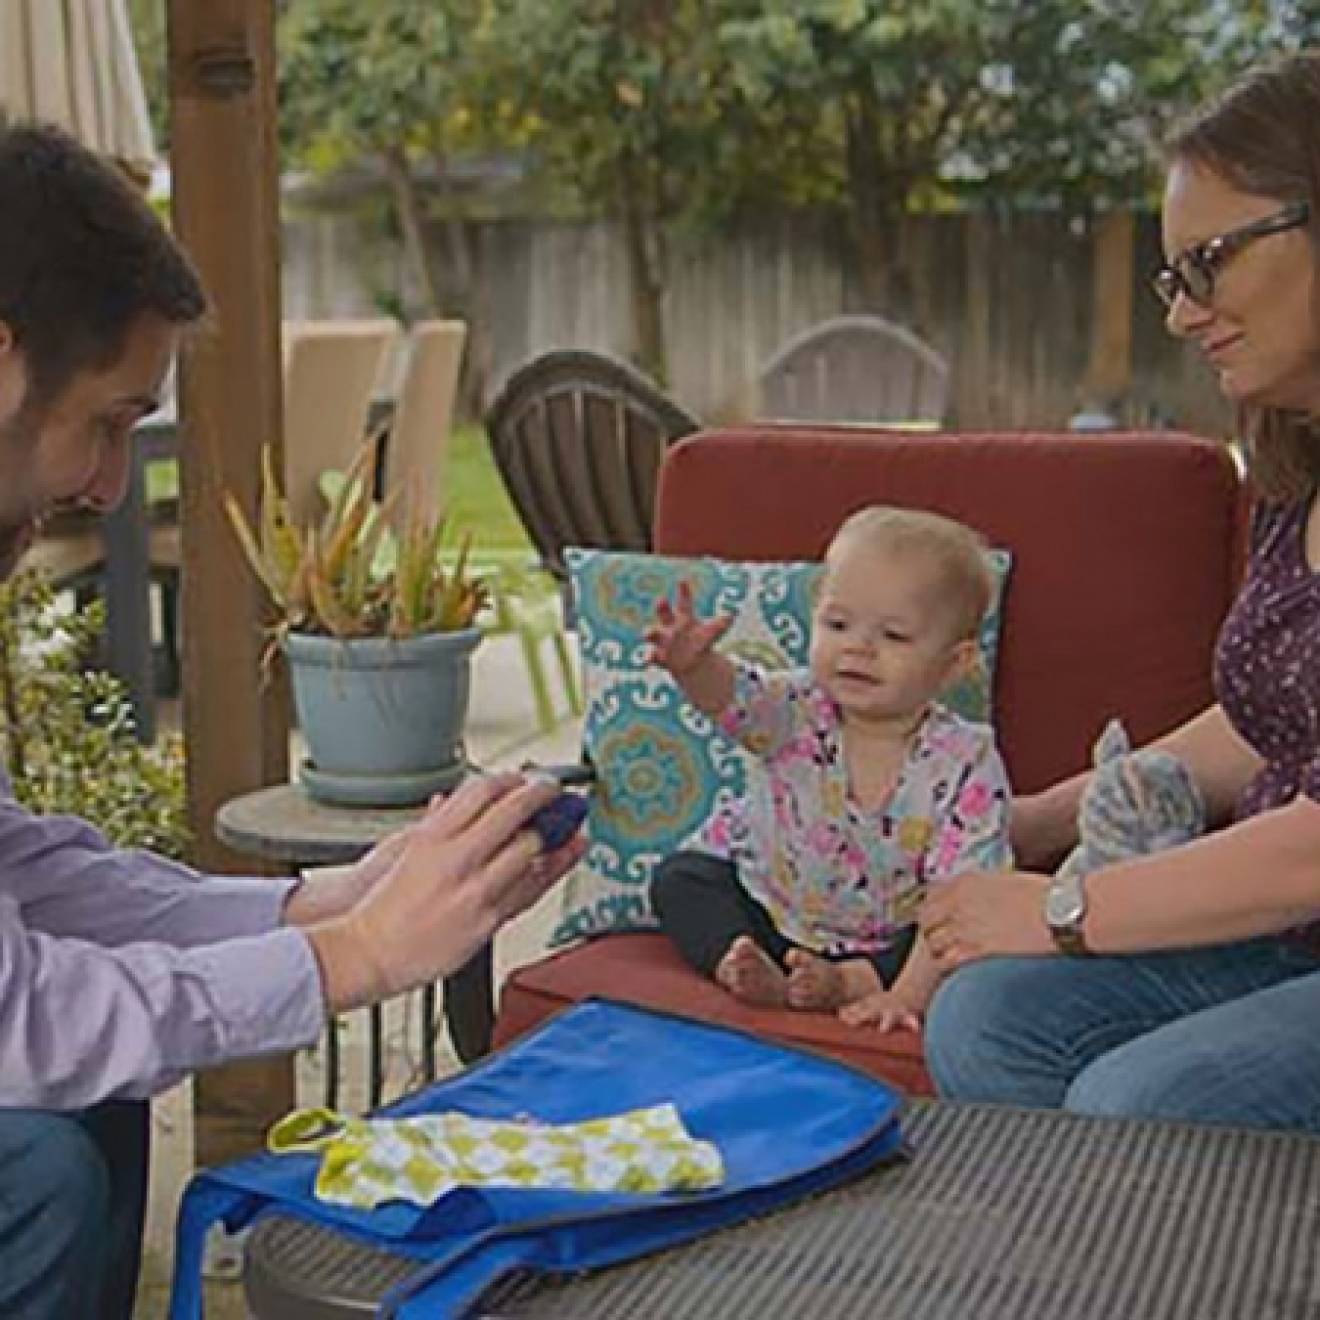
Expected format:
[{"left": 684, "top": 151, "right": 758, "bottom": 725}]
[{"left": 1043, "top": 871, "right": 1092, "bottom": 956}]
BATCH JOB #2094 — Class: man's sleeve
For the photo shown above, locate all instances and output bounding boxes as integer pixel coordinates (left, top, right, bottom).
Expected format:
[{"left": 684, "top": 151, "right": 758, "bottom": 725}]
[
  {"left": 0, "top": 795, "right": 297, "bottom": 948},
  {"left": 0, "top": 893, "right": 325, "bottom": 1109}
]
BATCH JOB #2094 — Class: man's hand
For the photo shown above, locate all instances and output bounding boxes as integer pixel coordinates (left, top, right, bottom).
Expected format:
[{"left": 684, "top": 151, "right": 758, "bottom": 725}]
[
  {"left": 283, "top": 825, "right": 417, "bottom": 929},
  {"left": 645, "top": 579, "right": 731, "bottom": 677},
  {"left": 306, "top": 772, "right": 585, "bottom": 1012},
  {"left": 919, "top": 871, "right": 1055, "bottom": 974},
  {"left": 283, "top": 792, "right": 459, "bottom": 928}
]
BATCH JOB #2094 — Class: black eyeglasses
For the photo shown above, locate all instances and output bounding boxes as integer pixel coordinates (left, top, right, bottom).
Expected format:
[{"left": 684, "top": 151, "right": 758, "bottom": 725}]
[{"left": 1151, "top": 201, "right": 1311, "bottom": 309}]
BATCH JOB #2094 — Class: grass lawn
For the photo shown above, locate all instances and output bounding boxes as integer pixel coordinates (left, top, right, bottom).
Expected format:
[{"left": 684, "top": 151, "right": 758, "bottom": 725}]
[{"left": 442, "top": 423, "right": 532, "bottom": 553}]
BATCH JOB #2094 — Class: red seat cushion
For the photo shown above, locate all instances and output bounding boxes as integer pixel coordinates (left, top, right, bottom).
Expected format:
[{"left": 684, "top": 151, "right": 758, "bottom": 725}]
[{"left": 495, "top": 934, "right": 934, "bottom": 1096}]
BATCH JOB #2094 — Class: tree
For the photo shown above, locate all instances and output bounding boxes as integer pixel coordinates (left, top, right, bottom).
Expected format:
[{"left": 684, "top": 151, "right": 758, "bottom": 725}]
[
  {"left": 278, "top": 0, "right": 520, "bottom": 406},
  {"left": 715, "top": 0, "right": 1001, "bottom": 314},
  {"left": 956, "top": 0, "right": 1320, "bottom": 207},
  {"left": 712, "top": 0, "right": 1319, "bottom": 313},
  {"left": 483, "top": 0, "right": 736, "bottom": 382}
]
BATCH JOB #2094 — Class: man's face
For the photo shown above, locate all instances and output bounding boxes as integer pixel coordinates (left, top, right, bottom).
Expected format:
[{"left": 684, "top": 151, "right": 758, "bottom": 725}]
[{"left": 0, "top": 314, "right": 178, "bottom": 577}]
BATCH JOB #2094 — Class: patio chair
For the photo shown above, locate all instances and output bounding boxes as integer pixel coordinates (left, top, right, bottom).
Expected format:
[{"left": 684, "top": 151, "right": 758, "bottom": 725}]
[
  {"left": 757, "top": 314, "right": 950, "bottom": 425},
  {"left": 150, "top": 319, "right": 399, "bottom": 689},
  {"left": 484, "top": 349, "right": 701, "bottom": 591},
  {"left": 279, "top": 319, "right": 400, "bottom": 524},
  {"left": 378, "top": 319, "right": 466, "bottom": 512}
]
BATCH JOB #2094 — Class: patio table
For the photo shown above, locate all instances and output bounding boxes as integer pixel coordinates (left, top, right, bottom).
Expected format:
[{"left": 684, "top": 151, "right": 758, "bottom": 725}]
[{"left": 241, "top": 1099, "right": 1320, "bottom": 1318}]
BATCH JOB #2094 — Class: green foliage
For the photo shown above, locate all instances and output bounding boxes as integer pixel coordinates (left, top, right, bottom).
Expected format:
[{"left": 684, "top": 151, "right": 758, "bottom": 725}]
[
  {"left": 484, "top": 1, "right": 718, "bottom": 209},
  {"left": 278, "top": 0, "right": 517, "bottom": 170},
  {"left": 481, "top": 0, "right": 752, "bottom": 375},
  {"left": 951, "top": 0, "right": 1320, "bottom": 207},
  {"left": 0, "top": 572, "right": 189, "bottom": 859},
  {"left": 126, "top": 0, "right": 168, "bottom": 147},
  {"left": 706, "top": 0, "right": 1320, "bottom": 305}
]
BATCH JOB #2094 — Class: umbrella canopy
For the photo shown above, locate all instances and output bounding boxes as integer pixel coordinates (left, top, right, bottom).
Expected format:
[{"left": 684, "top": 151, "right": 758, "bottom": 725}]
[{"left": 0, "top": 0, "right": 155, "bottom": 172}]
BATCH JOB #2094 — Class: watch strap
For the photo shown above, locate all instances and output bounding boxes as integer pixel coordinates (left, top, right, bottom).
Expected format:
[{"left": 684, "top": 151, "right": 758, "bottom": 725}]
[{"left": 1050, "top": 920, "right": 1092, "bottom": 957}]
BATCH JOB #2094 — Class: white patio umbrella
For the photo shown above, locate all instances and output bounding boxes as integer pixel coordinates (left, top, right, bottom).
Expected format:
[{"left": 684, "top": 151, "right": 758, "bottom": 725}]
[{"left": 0, "top": 0, "right": 155, "bottom": 172}]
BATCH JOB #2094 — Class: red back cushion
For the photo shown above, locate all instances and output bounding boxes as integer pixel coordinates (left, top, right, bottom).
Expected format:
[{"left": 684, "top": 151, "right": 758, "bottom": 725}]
[{"left": 654, "top": 428, "right": 1243, "bottom": 793}]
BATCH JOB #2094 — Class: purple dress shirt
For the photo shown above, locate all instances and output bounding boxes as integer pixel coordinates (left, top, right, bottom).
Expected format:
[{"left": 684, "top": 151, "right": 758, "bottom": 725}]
[{"left": 0, "top": 773, "right": 325, "bottom": 1110}]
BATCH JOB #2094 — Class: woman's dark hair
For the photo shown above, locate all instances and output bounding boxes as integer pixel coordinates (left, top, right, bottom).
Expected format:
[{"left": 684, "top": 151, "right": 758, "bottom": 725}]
[
  {"left": 0, "top": 123, "right": 206, "bottom": 407},
  {"left": 1166, "top": 52, "right": 1320, "bottom": 501}
]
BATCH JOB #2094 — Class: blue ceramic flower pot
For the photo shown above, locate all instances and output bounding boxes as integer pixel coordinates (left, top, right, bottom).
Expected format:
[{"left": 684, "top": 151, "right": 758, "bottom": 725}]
[{"left": 284, "top": 627, "right": 482, "bottom": 807}]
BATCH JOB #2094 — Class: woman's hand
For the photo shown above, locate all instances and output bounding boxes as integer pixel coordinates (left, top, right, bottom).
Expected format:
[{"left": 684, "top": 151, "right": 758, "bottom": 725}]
[
  {"left": 919, "top": 870, "right": 1056, "bottom": 973},
  {"left": 307, "top": 772, "right": 585, "bottom": 1011},
  {"left": 645, "top": 579, "right": 731, "bottom": 677}
]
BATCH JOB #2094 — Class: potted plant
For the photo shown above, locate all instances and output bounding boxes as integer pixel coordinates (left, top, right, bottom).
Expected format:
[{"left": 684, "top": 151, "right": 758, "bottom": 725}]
[{"left": 225, "top": 438, "right": 487, "bottom": 807}]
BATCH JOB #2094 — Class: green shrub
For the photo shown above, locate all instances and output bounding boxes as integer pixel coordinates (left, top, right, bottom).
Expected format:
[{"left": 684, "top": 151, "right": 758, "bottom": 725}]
[{"left": 0, "top": 571, "right": 190, "bottom": 859}]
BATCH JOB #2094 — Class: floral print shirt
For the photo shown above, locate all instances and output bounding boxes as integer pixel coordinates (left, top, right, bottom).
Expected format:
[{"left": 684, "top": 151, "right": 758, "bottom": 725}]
[
  {"left": 698, "top": 665, "right": 1012, "bottom": 955},
  {"left": 1215, "top": 498, "right": 1320, "bottom": 951},
  {"left": 1217, "top": 499, "right": 1320, "bottom": 818}
]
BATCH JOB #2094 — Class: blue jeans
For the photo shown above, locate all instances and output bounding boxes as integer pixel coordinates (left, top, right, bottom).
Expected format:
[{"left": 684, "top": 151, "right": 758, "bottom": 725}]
[
  {"left": 925, "top": 938, "right": 1320, "bottom": 1131},
  {"left": 0, "top": 1100, "right": 148, "bottom": 1319}
]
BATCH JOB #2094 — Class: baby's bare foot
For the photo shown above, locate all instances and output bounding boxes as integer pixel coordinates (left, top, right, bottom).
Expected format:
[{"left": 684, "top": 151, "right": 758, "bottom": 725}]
[
  {"left": 786, "top": 951, "right": 882, "bottom": 1010},
  {"left": 785, "top": 949, "right": 845, "bottom": 1009},
  {"left": 715, "top": 936, "right": 788, "bottom": 1006}
]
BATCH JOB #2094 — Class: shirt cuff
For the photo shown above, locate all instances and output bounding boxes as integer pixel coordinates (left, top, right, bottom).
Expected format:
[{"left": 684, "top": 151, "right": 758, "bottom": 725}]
[{"left": 187, "top": 925, "right": 327, "bottom": 1065}]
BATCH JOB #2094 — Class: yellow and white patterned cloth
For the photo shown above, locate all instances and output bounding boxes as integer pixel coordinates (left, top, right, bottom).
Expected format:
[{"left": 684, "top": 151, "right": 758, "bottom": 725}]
[{"left": 267, "top": 1103, "right": 725, "bottom": 1210}]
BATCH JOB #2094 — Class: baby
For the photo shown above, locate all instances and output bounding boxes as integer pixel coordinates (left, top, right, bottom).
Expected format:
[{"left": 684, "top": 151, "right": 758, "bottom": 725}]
[{"left": 648, "top": 505, "right": 1012, "bottom": 1030}]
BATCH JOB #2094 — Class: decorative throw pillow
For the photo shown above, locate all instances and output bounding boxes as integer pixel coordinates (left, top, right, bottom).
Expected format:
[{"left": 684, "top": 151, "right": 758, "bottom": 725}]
[{"left": 550, "top": 547, "right": 1012, "bottom": 946}]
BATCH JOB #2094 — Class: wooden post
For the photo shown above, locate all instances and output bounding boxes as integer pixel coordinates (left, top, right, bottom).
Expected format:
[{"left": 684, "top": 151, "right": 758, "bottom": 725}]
[
  {"left": 1083, "top": 209, "right": 1135, "bottom": 408},
  {"left": 166, "top": 0, "right": 294, "bottom": 1168}
]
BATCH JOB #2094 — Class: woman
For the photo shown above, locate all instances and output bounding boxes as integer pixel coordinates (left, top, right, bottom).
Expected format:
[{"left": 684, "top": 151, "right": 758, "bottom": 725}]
[{"left": 919, "top": 50, "right": 1320, "bottom": 1132}]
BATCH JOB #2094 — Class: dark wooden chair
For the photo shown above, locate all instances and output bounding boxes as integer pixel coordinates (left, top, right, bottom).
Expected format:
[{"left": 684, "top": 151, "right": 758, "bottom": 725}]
[
  {"left": 484, "top": 350, "right": 700, "bottom": 591},
  {"left": 757, "top": 314, "right": 950, "bottom": 424}
]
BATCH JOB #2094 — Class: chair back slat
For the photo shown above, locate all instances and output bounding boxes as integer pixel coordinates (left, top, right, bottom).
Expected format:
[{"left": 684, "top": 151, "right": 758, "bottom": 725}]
[
  {"left": 485, "top": 350, "right": 700, "bottom": 583},
  {"left": 282, "top": 319, "right": 398, "bottom": 523},
  {"left": 758, "top": 315, "right": 949, "bottom": 425},
  {"left": 383, "top": 320, "right": 466, "bottom": 515}
]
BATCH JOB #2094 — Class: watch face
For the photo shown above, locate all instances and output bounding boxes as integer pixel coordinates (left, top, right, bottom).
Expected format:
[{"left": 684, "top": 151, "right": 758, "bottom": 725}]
[{"left": 1045, "top": 878, "right": 1086, "bottom": 928}]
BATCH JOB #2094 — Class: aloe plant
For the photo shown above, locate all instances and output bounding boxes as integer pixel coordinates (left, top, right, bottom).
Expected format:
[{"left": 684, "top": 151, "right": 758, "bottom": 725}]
[{"left": 224, "top": 433, "right": 486, "bottom": 640}]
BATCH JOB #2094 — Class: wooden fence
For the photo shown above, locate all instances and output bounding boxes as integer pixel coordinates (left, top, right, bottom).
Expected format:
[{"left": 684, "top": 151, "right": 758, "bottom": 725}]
[{"left": 280, "top": 200, "right": 1231, "bottom": 438}]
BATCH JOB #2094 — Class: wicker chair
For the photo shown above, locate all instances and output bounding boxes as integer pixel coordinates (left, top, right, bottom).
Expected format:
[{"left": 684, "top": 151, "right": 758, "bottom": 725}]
[
  {"left": 484, "top": 350, "right": 701, "bottom": 592},
  {"left": 757, "top": 314, "right": 949, "bottom": 424}
]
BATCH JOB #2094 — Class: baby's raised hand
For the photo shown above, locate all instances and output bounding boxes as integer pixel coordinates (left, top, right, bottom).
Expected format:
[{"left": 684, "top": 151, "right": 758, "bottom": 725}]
[
  {"left": 645, "top": 579, "right": 731, "bottom": 676},
  {"left": 838, "top": 989, "right": 922, "bottom": 1034}
]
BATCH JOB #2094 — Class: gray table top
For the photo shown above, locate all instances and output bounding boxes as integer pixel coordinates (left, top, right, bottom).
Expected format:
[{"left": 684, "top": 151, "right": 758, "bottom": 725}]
[
  {"left": 242, "top": 1100, "right": 1320, "bottom": 1319},
  {"left": 214, "top": 783, "right": 424, "bottom": 867}
]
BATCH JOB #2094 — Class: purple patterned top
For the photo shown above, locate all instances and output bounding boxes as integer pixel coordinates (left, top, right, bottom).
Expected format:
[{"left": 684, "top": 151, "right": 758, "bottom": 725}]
[{"left": 1215, "top": 499, "right": 1320, "bottom": 820}]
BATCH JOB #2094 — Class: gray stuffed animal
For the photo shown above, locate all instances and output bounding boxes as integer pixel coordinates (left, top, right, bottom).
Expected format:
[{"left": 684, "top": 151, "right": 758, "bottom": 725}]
[{"left": 1056, "top": 719, "right": 1205, "bottom": 880}]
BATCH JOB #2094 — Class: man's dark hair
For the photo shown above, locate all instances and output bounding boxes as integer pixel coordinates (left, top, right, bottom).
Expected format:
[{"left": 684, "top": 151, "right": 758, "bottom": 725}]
[{"left": 0, "top": 123, "right": 207, "bottom": 406}]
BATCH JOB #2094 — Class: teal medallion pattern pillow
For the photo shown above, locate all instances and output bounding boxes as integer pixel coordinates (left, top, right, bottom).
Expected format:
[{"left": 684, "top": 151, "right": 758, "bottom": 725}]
[{"left": 551, "top": 546, "right": 1012, "bottom": 946}]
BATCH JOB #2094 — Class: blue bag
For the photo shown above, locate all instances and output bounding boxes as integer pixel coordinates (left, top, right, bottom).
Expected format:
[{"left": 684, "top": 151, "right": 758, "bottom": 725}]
[{"left": 170, "top": 998, "right": 905, "bottom": 1319}]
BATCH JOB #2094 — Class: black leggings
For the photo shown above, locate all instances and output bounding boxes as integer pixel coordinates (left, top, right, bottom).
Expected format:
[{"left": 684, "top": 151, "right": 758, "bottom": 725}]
[{"left": 652, "top": 850, "right": 914, "bottom": 987}]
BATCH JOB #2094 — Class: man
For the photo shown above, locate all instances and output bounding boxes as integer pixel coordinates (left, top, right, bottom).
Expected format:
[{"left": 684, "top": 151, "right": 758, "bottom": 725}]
[{"left": 0, "top": 124, "right": 581, "bottom": 1318}]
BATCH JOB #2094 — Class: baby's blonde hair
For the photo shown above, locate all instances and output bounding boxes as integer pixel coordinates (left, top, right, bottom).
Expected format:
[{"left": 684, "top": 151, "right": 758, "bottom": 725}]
[{"left": 825, "top": 505, "right": 993, "bottom": 642}]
